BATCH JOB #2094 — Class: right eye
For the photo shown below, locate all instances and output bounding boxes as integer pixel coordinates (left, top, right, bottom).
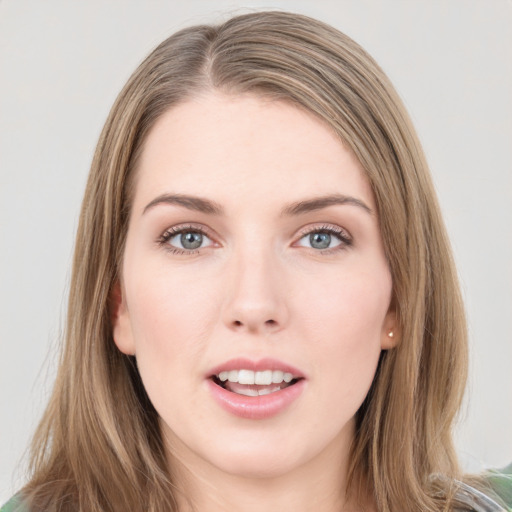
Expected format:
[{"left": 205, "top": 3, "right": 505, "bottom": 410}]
[{"left": 159, "top": 226, "right": 215, "bottom": 254}]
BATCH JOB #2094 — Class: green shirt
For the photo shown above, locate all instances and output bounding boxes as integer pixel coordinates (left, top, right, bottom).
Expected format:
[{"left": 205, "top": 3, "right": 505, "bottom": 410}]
[{"left": 2, "top": 465, "right": 511, "bottom": 512}]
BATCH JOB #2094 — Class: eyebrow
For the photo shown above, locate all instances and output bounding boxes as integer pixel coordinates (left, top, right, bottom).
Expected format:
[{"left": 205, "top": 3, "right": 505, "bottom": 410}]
[
  {"left": 281, "top": 194, "right": 373, "bottom": 216},
  {"left": 143, "top": 193, "right": 372, "bottom": 217},
  {"left": 143, "top": 193, "right": 224, "bottom": 215}
]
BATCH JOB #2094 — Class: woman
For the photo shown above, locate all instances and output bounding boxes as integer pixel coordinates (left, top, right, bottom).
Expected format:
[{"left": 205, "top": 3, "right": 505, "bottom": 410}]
[{"left": 2, "top": 10, "right": 510, "bottom": 512}]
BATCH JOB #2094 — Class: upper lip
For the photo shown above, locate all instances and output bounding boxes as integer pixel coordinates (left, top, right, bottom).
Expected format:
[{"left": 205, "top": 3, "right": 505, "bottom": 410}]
[{"left": 207, "top": 357, "right": 306, "bottom": 380}]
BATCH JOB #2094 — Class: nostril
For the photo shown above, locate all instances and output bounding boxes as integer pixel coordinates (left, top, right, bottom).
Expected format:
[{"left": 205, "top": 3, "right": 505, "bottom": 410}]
[{"left": 229, "top": 318, "right": 280, "bottom": 330}]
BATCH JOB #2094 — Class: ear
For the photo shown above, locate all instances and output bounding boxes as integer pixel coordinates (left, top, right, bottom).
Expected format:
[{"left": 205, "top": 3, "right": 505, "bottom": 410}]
[
  {"left": 110, "top": 281, "right": 136, "bottom": 356},
  {"left": 380, "top": 306, "right": 400, "bottom": 350}
]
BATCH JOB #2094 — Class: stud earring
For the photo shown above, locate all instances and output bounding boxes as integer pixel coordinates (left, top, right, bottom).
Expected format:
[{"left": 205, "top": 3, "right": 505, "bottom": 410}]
[{"left": 387, "top": 331, "right": 394, "bottom": 338}]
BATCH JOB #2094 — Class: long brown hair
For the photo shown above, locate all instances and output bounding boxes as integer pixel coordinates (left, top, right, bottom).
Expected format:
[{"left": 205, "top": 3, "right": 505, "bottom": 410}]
[{"left": 22, "top": 11, "right": 468, "bottom": 512}]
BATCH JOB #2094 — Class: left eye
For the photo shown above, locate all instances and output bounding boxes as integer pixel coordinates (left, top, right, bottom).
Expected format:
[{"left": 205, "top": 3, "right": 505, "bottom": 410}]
[
  {"left": 166, "top": 230, "right": 214, "bottom": 251},
  {"left": 296, "top": 230, "right": 345, "bottom": 250}
]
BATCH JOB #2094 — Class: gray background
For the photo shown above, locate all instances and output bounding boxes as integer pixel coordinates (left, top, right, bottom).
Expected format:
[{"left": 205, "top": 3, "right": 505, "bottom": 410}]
[{"left": 1, "top": 0, "right": 511, "bottom": 502}]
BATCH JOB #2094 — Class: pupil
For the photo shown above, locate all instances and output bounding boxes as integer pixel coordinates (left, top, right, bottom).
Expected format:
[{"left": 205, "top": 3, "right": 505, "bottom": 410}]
[
  {"left": 310, "top": 232, "right": 330, "bottom": 249},
  {"left": 181, "top": 232, "right": 202, "bottom": 250}
]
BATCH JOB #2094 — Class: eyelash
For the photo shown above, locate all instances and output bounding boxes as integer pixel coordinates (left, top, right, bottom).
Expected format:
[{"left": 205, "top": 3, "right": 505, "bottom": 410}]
[
  {"left": 157, "top": 224, "right": 215, "bottom": 255},
  {"left": 157, "top": 223, "right": 352, "bottom": 256},
  {"left": 296, "top": 224, "right": 353, "bottom": 254}
]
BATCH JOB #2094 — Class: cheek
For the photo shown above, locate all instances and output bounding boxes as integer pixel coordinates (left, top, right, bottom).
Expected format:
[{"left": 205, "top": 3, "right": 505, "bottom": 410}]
[
  {"left": 297, "top": 267, "right": 390, "bottom": 384},
  {"left": 125, "top": 272, "right": 218, "bottom": 419},
  {"left": 130, "top": 264, "right": 219, "bottom": 339},
  {"left": 125, "top": 266, "right": 220, "bottom": 390},
  {"left": 299, "top": 266, "right": 391, "bottom": 339}
]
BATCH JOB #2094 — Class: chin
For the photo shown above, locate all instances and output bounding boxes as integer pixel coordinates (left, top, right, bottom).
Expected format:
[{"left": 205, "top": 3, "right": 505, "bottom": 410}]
[
  {"left": 211, "top": 449, "right": 303, "bottom": 480},
  {"left": 203, "top": 425, "right": 324, "bottom": 480}
]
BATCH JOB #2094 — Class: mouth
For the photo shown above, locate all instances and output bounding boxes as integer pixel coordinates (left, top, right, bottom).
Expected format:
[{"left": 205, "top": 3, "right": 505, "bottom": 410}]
[
  {"left": 207, "top": 359, "right": 306, "bottom": 419},
  {"left": 210, "top": 369, "right": 302, "bottom": 397}
]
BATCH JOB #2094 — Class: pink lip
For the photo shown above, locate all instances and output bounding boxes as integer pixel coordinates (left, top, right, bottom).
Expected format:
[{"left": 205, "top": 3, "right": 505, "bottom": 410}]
[
  {"left": 206, "top": 358, "right": 306, "bottom": 420},
  {"left": 206, "top": 378, "right": 305, "bottom": 420}
]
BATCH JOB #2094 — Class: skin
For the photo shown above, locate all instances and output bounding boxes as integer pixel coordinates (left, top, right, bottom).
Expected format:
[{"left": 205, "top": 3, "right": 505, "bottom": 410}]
[{"left": 112, "top": 92, "right": 397, "bottom": 512}]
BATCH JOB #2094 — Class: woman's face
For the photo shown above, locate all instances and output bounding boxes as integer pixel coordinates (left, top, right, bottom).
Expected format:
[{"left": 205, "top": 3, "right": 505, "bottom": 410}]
[{"left": 113, "top": 92, "right": 396, "bottom": 480}]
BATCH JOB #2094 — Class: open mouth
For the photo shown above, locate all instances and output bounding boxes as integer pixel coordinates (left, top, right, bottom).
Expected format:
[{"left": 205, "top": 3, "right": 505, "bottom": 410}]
[{"left": 211, "top": 369, "right": 302, "bottom": 397}]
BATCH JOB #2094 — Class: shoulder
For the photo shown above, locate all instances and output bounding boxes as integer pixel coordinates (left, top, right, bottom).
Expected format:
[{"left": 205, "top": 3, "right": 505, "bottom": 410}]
[
  {"left": 486, "top": 462, "right": 512, "bottom": 511},
  {"left": 453, "top": 463, "right": 512, "bottom": 512},
  {"left": 453, "top": 480, "right": 508, "bottom": 511},
  {"left": 0, "top": 496, "right": 28, "bottom": 512}
]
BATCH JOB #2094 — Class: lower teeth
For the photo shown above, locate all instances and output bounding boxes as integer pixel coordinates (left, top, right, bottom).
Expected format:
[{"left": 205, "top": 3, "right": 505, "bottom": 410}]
[{"left": 234, "top": 386, "right": 282, "bottom": 397}]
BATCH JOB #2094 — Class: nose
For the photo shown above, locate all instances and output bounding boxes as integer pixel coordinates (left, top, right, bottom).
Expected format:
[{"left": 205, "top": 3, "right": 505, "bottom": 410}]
[{"left": 222, "top": 245, "right": 289, "bottom": 335}]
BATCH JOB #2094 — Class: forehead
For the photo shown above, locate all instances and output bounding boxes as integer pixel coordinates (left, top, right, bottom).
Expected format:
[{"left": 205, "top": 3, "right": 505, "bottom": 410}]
[{"left": 132, "top": 92, "right": 374, "bottom": 214}]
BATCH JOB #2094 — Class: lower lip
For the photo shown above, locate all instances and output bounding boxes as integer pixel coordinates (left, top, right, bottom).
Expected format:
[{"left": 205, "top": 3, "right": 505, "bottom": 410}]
[{"left": 206, "top": 379, "right": 305, "bottom": 420}]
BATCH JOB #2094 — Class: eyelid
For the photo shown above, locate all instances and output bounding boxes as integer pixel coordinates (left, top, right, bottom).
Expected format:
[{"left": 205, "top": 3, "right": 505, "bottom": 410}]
[
  {"left": 293, "top": 223, "right": 353, "bottom": 251},
  {"left": 157, "top": 223, "right": 219, "bottom": 254}
]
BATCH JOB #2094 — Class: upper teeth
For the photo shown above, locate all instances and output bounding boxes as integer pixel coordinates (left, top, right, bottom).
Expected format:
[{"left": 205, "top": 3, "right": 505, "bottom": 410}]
[{"left": 217, "top": 369, "right": 294, "bottom": 385}]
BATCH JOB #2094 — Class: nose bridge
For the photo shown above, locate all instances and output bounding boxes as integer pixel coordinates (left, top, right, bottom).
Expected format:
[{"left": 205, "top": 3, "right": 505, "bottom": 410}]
[{"left": 223, "top": 238, "right": 287, "bottom": 334}]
